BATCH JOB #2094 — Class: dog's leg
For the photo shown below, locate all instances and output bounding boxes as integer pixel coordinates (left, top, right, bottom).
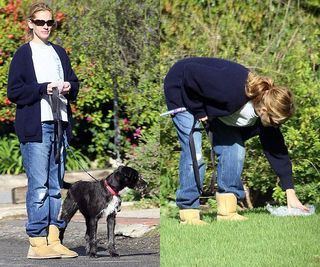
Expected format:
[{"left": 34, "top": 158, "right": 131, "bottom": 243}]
[
  {"left": 106, "top": 212, "right": 119, "bottom": 257},
  {"left": 59, "top": 193, "right": 79, "bottom": 242},
  {"left": 85, "top": 216, "right": 99, "bottom": 258}
]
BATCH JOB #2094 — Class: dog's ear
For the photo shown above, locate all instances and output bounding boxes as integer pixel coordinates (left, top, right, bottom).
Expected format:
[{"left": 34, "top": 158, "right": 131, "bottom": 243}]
[{"left": 118, "top": 166, "right": 139, "bottom": 189}]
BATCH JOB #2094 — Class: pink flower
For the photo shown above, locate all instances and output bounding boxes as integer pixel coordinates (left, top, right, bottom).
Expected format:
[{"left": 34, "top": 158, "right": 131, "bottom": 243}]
[
  {"left": 86, "top": 116, "right": 93, "bottom": 122},
  {"left": 133, "top": 127, "right": 142, "bottom": 139}
]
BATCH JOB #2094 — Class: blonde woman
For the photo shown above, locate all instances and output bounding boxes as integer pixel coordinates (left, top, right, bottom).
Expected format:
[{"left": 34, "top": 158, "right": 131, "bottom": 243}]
[
  {"left": 164, "top": 57, "right": 308, "bottom": 224},
  {"left": 7, "top": 2, "right": 78, "bottom": 259}
]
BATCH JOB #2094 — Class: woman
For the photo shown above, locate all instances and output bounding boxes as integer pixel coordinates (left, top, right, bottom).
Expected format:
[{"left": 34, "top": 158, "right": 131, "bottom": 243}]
[
  {"left": 7, "top": 2, "right": 79, "bottom": 259},
  {"left": 164, "top": 57, "right": 308, "bottom": 224}
]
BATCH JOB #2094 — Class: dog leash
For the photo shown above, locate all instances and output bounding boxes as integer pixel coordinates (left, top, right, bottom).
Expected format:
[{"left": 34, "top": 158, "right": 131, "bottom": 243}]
[
  {"left": 67, "top": 146, "right": 100, "bottom": 182},
  {"left": 189, "top": 117, "right": 217, "bottom": 196},
  {"left": 48, "top": 88, "right": 101, "bottom": 182},
  {"left": 48, "top": 87, "right": 64, "bottom": 164},
  {"left": 68, "top": 149, "right": 131, "bottom": 197},
  {"left": 189, "top": 118, "right": 203, "bottom": 194},
  {"left": 161, "top": 108, "right": 216, "bottom": 195}
]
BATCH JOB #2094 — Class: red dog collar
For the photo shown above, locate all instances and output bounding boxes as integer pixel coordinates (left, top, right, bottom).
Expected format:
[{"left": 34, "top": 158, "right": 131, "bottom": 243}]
[{"left": 104, "top": 180, "right": 119, "bottom": 196}]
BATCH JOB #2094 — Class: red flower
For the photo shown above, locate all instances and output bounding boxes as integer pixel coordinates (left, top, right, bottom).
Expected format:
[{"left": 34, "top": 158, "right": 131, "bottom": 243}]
[
  {"left": 19, "top": 21, "right": 28, "bottom": 31},
  {"left": 55, "top": 12, "right": 65, "bottom": 23},
  {"left": 4, "top": 98, "right": 11, "bottom": 105},
  {"left": 4, "top": 2, "right": 15, "bottom": 14},
  {"left": 7, "top": 34, "right": 14, "bottom": 39},
  {"left": 122, "top": 118, "right": 130, "bottom": 131}
]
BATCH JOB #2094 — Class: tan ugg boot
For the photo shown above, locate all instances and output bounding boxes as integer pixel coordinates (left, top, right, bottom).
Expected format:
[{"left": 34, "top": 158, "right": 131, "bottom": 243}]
[
  {"left": 179, "top": 209, "right": 208, "bottom": 225},
  {"left": 216, "top": 193, "right": 248, "bottom": 221},
  {"left": 27, "top": 237, "right": 61, "bottom": 259},
  {"left": 47, "top": 225, "right": 78, "bottom": 258}
]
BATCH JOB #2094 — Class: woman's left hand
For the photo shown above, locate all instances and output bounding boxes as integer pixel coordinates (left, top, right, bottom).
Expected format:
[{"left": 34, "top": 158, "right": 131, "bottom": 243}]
[
  {"left": 286, "top": 189, "right": 309, "bottom": 211},
  {"left": 61, "top": 81, "right": 71, "bottom": 95}
]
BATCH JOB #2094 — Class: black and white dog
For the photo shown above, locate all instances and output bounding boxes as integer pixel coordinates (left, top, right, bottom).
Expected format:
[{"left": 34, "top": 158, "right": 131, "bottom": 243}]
[{"left": 59, "top": 166, "right": 146, "bottom": 257}]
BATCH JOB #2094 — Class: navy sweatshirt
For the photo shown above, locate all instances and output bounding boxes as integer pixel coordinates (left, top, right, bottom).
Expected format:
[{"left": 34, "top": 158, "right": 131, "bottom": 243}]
[
  {"left": 164, "top": 57, "right": 294, "bottom": 190},
  {"left": 7, "top": 42, "right": 79, "bottom": 143}
]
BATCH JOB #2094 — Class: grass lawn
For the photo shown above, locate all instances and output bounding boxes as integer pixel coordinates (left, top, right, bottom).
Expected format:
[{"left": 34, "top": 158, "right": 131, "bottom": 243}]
[{"left": 160, "top": 206, "right": 320, "bottom": 267}]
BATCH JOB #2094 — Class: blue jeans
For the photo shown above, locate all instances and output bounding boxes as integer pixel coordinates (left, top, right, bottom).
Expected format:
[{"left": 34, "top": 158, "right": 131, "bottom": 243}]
[
  {"left": 172, "top": 111, "right": 205, "bottom": 209},
  {"left": 211, "top": 119, "right": 246, "bottom": 200},
  {"left": 20, "top": 122, "right": 67, "bottom": 237}
]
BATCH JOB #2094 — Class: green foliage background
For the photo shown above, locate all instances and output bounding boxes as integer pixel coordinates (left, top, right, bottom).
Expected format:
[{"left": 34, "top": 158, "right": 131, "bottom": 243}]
[
  {"left": 0, "top": 0, "right": 319, "bottom": 205},
  {"left": 0, "top": 0, "right": 159, "bottom": 199},
  {"left": 160, "top": 0, "right": 320, "bottom": 205}
]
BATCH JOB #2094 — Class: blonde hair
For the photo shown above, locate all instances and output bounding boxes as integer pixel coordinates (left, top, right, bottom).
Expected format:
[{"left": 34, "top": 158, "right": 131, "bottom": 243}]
[
  {"left": 245, "top": 72, "right": 295, "bottom": 125},
  {"left": 26, "top": 2, "right": 54, "bottom": 42}
]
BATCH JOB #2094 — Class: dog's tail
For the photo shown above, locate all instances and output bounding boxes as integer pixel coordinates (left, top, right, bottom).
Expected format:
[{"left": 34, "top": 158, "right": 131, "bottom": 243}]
[{"left": 62, "top": 181, "right": 72, "bottom": 189}]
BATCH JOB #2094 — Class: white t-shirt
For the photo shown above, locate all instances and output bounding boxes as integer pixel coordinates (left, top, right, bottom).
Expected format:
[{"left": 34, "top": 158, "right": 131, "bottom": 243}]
[
  {"left": 218, "top": 100, "right": 258, "bottom": 127},
  {"left": 30, "top": 41, "right": 68, "bottom": 122}
]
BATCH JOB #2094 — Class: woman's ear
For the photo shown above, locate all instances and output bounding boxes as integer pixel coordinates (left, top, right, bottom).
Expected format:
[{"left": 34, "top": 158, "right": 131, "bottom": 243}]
[
  {"left": 254, "top": 104, "right": 267, "bottom": 117},
  {"left": 260, "top": 106, "right": 268, "bottom": 115},
  {"left": 27, "top": 19, "right": 34, "bottom": 30}
]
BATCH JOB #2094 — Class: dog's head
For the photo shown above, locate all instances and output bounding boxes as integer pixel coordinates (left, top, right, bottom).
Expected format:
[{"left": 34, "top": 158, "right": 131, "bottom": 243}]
[{"left": 114, "top": 166, "right": 147, "bottom": 190}]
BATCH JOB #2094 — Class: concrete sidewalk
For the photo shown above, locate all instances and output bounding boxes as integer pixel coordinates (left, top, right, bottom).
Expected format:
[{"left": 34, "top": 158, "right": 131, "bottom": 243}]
[
  {"left": 0, "top": 203, "right": 160, "bottom": 267},
  {"left": 0, "top": 202, "right": 160, "bottom": 238}
]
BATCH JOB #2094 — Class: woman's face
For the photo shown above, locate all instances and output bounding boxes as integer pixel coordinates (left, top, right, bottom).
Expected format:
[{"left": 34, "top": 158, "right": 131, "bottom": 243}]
[
  {"left": 255, "top": 106, "right": 279, "bottom": 128},
  {"left": 28, "top": 10, "right": 53, "bottom": 43}
]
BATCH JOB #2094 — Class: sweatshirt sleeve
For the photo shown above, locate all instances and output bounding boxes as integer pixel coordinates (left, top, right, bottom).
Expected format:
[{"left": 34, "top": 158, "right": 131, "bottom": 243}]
[
  {"left": 7, "top": 49, "right": 49, "bottom": 106},
  {"left": 259, "top": 124, "right": 294, "bottom": 190}
]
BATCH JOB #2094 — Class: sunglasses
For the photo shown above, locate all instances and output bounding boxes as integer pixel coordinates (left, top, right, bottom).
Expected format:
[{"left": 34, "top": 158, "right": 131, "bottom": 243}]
[{"left": 31, "top": 19, "right": 55, "bottom": 27}]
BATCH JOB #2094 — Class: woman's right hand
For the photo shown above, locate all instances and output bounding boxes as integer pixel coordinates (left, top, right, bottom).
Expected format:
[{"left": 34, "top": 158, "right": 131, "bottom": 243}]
[
  {"left": 47, "top": 83, "right": 54, "bottom": 95},
  {"left": 286, "top": 189, "right": 309, "bottom": 211}
]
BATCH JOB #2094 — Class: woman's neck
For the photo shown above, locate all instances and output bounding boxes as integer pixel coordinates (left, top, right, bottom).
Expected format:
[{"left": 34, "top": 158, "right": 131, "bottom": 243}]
[{"left": 31, "top": 36, "right": 49, "bottom": 45}]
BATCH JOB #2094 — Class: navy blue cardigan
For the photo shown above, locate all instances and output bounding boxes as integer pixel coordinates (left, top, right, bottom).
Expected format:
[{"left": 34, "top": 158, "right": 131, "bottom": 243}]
[
  {"left": 7, "top": 42, "right": 79, "bottom": 143},
  {"left": 164, "top": 57, "right": 294, "bottom": 190}
]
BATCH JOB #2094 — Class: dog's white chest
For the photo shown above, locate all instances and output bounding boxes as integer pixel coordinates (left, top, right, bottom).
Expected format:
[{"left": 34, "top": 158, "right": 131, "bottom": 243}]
[{"left": 103, "top": 195, "right": 121, "bottom": 217}]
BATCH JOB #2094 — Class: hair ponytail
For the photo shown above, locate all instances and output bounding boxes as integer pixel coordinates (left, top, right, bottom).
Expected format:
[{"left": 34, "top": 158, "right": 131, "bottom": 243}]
[
  {"left": 245, "top": 72, "right": 274, "bottom": 101},
  {"left": 246, "top": 72, "right": 295, "bottom": 125}
]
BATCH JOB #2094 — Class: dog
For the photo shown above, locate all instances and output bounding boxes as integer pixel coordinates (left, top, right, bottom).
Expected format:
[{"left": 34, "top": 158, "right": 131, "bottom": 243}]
[{"left": 59, "top": 166, "right": 147, "bottom": 257}]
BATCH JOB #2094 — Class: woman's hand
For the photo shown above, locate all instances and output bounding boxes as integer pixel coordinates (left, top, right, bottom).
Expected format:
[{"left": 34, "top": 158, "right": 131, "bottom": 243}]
[
  {"left": 199, "top": 116, "right": 208, "bottom": 121},
  {"left": 286, "top": 189, "right": 309, "bottom": 211},
  {"left": 46, "top": 83, "right": 55, "bottom": 95},
  {"left": 61, "top": 81, "right": 71, "bottom": 95}
]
